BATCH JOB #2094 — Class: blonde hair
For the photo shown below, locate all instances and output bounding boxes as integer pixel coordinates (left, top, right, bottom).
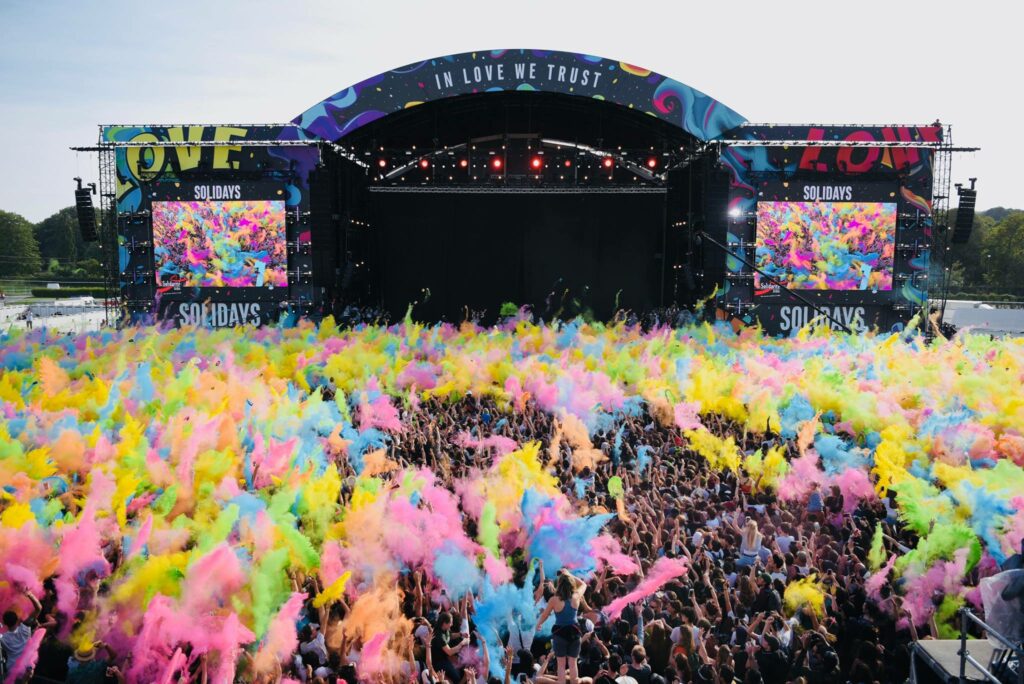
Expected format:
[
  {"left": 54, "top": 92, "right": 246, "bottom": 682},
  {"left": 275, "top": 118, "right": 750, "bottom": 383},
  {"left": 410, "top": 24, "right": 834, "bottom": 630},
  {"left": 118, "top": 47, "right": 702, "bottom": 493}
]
[{"left": 743, "top": 519, "right": 761, "bottom": 548}]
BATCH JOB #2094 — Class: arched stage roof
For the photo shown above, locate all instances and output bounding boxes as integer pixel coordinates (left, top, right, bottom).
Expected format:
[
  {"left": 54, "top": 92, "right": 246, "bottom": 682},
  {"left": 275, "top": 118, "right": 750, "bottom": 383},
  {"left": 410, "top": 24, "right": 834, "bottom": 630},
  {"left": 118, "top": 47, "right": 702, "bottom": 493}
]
[{"left": 291, "top": 49, "right": 747, "bottom": 144}]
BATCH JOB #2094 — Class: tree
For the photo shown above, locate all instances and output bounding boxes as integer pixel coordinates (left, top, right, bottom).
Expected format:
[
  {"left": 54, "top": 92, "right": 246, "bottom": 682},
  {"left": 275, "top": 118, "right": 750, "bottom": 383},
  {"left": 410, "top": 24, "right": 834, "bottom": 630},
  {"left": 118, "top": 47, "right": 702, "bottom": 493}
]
[
  {"left": 944, "top": 208, "right": 1024, "bottom": 292},
  {"left": 946, "top": 210, "right": 994, "bottom": 289},
  {"left": 33, "top": 206, "right": 103, "bottom": 268},
  {"left": 0, "top": 210, "right": 42, "bottom": 277},
  {"left": 34, "top": 207, "right": 80, "bottom": 265},
  {"left": 980, "top": 211, "right": 1024, "bottom": 293}
]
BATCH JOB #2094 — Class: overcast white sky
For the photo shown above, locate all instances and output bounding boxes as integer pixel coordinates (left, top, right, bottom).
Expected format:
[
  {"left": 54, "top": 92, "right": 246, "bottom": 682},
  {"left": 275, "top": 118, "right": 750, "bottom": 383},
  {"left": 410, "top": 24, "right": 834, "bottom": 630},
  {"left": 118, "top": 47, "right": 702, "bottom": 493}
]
[{"left": 0, "top": 0, "right": 1018, "bottom": 222}]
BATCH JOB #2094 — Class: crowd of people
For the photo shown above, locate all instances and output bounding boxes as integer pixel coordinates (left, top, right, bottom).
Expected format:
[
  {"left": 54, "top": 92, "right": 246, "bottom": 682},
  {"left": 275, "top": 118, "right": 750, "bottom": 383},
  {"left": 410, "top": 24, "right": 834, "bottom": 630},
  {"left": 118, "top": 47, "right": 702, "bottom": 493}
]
[
  {"left": 0, "top": 317, "right": 1018, "bottom": 684},
  {"left": 6, "top": 395, "right": 941, "bottom": 683}
]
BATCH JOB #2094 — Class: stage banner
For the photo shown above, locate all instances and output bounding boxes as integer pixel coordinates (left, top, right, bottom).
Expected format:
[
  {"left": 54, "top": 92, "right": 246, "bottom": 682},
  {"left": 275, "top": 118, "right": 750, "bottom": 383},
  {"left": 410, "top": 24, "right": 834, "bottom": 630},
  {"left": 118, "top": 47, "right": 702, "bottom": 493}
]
[
  {"left": 291, "top": 49, "right": 747, "bottom": 144},
  {"left": 100, "top": 124, "right": 319, "bottom": 214},
  {"left": 157, "top": 299, "right": 278, "bottom": 328}
]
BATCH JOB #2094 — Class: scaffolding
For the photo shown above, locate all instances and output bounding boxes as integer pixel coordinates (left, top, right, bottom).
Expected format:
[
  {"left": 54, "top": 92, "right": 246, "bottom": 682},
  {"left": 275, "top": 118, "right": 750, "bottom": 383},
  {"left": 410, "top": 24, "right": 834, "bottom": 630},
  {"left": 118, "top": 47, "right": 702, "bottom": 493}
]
[
  {"left": 931, "top": 126, "right": 955, "bottom": 325},
  {"left": 96, "top": 143, "right": 118, "bottom": 327}
]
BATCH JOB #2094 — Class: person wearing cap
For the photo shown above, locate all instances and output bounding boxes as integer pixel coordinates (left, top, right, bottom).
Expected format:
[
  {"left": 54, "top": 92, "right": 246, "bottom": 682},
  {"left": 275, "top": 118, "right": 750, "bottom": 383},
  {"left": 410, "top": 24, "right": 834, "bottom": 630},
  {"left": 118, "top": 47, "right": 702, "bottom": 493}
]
[
  {"left": 65, "top": 641, "right": 117, "bottom": 684},
  {"left": 752, "top": 573, "right": 782, "bottom": 614}
]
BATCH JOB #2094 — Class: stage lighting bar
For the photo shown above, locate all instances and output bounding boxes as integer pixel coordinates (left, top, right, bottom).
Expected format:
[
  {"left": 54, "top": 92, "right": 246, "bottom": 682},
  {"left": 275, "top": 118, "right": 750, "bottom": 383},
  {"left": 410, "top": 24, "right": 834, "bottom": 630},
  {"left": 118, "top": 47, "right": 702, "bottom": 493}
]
[
  {"left": 369, "top": 186, "right": 667, "bottom": 195},
  {"left": 538, "top": 139, "right": 662, "bottom": 183}
]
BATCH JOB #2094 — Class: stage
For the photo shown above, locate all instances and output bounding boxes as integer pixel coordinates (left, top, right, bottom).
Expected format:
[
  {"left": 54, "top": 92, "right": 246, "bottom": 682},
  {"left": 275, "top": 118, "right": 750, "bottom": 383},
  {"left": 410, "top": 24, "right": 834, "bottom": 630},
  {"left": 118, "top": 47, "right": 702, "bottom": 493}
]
[{"left": 83, "top": 50, "right": 952, "bottom": 335}]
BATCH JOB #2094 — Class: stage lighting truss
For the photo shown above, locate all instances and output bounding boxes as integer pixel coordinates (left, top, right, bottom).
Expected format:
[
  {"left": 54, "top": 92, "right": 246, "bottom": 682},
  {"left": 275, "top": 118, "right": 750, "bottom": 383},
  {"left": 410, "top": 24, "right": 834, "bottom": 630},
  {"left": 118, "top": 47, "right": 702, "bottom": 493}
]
[
  {"left": 721, "top": 139, "right": 976, "bottom": 151},
  {"left": 371, "top": 136, "right": 685, "bottom": 188},
  {"left": 539, "top": 139, "right": 665, "bottom": 183}
]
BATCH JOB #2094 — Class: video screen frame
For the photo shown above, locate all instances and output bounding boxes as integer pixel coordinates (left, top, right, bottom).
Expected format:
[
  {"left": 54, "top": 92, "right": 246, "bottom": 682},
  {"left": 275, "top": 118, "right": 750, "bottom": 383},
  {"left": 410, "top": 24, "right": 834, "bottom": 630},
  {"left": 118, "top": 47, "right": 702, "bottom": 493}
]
[
  {"left": 151, "top": 197, "right": 289, "bottom": 289},
  {"left": 753, "top": 198, "right": 897, "bottom": 293}
]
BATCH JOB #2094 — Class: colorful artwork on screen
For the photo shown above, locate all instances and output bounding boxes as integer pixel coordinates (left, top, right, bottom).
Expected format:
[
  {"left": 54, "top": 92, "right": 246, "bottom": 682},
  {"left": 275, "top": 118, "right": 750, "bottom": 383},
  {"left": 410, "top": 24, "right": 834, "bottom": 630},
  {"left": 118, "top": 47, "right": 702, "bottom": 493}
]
[
  {"left": 153, "top": 200, "right": 288, "bottom": 288},
  {"left": 754, "top": 201, "right": 896, "bottom": 291}
]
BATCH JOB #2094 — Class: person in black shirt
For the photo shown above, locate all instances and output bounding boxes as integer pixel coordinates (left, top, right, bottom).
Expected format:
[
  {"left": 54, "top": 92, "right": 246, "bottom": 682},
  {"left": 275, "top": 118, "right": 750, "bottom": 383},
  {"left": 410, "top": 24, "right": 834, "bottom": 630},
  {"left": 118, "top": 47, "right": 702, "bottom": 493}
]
[
  {"left": 626, "top": 645, "right": 653, "bottom": 684},
  {"left": 576, "top": 623, "right": 609, "bottom": 679},
  {"left": 430, "top": 612, "right": 467, "bottom": 683},
  {"left": 752, "top": 635, "right": 788, "bottom": 682}
]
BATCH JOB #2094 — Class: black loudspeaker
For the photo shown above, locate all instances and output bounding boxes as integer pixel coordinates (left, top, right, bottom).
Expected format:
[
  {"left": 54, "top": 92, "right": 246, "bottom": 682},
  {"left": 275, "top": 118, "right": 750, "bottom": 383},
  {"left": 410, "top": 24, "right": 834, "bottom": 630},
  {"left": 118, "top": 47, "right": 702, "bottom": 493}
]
[
  {"left": 950, "top": 184, "right": 977, "bottom": 244},
  {"left": 75, "top": 188, "right": 98, "bottom": 242}
]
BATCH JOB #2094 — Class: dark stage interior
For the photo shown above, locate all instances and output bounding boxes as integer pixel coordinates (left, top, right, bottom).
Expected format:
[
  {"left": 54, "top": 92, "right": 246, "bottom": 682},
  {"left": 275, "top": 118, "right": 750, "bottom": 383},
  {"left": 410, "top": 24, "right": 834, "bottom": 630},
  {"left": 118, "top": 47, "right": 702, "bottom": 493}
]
[
  {"left": 370, "top": 191, "right": 666, "bottom": 322},
  {"left": 310, "top": 91, "right": 717, "bottom": 322}
]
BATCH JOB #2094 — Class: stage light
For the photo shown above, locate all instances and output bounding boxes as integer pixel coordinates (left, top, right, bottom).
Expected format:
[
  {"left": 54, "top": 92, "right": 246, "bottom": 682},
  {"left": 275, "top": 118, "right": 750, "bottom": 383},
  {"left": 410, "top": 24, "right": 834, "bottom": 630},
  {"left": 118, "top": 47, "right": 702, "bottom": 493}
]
[
  {"left": 459, "top": 159, "right": 468, "bottom": 168},
  {"left": 491, "top": 158, "right": 503, "bottom": 170},
  {"left": 646, "top": 157, "right": 658, "bottom": 169},
  {"left": 419, "top": 158, "right": 430, "bottom": 169},
  {"left": 728, "top": 207, "right": 742, "bottom": 218},
  {"left": 564, "top": 159, "right": 572, "bottom": 168},
  {"left": 377, "top": 159, "right": 387, "bottom": 168},
  {"left": 602, "top": 157, "right": 614, "bottom": 169},
  {"left": 530, "top": 156, "right": 543, "bottom": 170}
]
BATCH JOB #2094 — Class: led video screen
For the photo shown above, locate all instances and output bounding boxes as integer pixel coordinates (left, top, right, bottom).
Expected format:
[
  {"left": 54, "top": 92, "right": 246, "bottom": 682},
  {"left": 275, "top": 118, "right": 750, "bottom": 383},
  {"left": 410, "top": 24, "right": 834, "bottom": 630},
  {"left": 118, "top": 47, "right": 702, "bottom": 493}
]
[
  {"left": 152, "top": 200, "right": 288, "bottom": 288},
  {"left": 754, "top": 201, "right": 896, "bottom": 291}
]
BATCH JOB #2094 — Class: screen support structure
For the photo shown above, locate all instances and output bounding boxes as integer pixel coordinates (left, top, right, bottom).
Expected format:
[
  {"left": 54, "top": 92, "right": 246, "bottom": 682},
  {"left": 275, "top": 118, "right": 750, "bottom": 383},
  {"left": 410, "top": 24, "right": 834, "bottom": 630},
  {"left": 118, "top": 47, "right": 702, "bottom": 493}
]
[
  {"left": 931, "top": 126, "right": 955, "bottom": 329},
  {"left": 698, "top": 230, "right": 853, "bottom": 334},
  {"left": 97, "top": 143, "right": 119, "bottom": 327}
]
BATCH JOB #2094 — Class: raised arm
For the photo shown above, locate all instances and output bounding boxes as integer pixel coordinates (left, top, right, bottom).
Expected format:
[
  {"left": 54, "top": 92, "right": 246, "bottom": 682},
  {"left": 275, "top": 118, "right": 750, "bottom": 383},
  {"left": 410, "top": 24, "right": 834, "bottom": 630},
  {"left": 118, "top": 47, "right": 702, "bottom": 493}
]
[
  {"left": 537, "top": 597, "right": 556, "bottom": 627},
  {"left": 504, "top": 646, "right": 514, "bottom": 684},
  {"left": 477, "top": 631, "right": 490, "bottom": 679},
  {"left": 23, "top": 588, "right": 42, "bottom": 621}
]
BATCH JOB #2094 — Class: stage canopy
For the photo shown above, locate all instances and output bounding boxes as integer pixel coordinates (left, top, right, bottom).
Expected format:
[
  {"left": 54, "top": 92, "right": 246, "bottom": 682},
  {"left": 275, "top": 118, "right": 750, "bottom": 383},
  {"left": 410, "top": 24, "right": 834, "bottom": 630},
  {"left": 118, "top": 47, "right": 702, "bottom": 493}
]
[{"left": 290, "top": 49, "right": 747, "bottom": 143}]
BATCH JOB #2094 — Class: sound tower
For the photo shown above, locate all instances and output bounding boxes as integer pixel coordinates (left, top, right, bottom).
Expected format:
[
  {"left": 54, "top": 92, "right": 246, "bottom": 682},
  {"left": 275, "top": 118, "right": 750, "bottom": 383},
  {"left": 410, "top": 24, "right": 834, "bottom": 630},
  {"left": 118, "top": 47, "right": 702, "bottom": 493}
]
[
  {"left": 74, "top": 182, "right": 99, "bottom": 242},
  {"left": 951, "top": 180, "right": 978, "bottom": 244}
]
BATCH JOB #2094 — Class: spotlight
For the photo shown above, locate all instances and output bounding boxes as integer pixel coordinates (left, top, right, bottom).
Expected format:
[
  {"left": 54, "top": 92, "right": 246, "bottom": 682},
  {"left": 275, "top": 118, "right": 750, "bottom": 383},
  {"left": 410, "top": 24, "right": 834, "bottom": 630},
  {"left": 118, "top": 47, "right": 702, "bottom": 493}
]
[
  {"left": 564, "top": 159, "right": 572, "bottom": 168},
  {"left": 377, "top": 159, "right": 387, "bottom": 168},
  {"left": 646, "top": 157, "right": 658, "bottom": 169},
  {"left": 491, "top": 157, "right": 503, "bottom": 170},
  {"left": 602, "top": 157, "right": 614, "bottom": 169},
  {"left": 459, "top": 159, "right": 468, "bottom": 168},
  {"left": 728, "top": 207, "right": 742, "bottom": 218},
  {"left": 419, "top": 158, "right": 430, "bottom": 169},
  {"left": 530, "top": 156, "right": 543, "bottom": 170}
]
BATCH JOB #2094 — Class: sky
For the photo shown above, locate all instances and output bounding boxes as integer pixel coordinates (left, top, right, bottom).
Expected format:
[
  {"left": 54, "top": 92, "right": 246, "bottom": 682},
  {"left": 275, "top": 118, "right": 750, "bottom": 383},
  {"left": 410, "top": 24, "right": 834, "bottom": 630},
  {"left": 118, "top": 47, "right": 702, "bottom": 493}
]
[{"left": 0, "top": 0, "right": 1019, "bottom": 222}]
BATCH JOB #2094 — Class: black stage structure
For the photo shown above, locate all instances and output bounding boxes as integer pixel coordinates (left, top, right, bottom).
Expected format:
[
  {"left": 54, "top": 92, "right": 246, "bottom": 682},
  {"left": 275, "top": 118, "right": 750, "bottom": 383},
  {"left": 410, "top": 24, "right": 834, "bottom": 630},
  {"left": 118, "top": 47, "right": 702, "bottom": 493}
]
[
  {"left": 325, "top": 91, "right": 705, "bottom": 323},
  {"left": 74, "top": 50, "right": 977, "bottom": 334}
]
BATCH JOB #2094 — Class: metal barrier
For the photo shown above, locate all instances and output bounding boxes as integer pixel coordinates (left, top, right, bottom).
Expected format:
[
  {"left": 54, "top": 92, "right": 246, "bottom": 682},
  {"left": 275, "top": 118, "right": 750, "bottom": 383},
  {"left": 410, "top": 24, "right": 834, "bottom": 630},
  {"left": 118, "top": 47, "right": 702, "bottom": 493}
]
[{"left": 959, "top": 608, "right": 1023, "bottom": 683}]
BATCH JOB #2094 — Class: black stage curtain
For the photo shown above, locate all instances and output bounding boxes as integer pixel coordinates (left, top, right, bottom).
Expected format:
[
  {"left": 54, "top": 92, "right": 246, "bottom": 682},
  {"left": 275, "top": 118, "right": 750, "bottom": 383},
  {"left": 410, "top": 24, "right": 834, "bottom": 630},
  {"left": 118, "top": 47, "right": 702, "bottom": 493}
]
[{"left": 372, "top": 192, "right": 664, "bottom": 322}]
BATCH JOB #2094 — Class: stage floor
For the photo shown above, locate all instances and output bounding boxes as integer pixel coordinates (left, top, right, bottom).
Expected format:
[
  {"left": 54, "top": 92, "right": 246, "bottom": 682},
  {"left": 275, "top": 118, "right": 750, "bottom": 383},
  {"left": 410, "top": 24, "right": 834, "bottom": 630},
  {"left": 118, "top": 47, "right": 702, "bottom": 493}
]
[{"left": 913, "top": 639, "right": 1003, "bottom": 682}]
